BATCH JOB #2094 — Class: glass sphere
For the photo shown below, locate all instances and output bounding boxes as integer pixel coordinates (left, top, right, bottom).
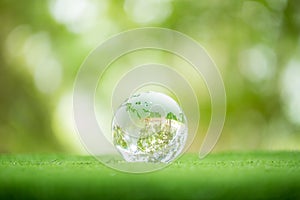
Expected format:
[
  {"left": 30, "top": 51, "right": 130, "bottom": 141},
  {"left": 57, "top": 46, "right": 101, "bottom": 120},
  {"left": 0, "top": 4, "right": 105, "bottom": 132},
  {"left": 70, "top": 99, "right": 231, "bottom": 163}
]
[{"left": 112, "top": 91, "right": 188, "bottom": 163}]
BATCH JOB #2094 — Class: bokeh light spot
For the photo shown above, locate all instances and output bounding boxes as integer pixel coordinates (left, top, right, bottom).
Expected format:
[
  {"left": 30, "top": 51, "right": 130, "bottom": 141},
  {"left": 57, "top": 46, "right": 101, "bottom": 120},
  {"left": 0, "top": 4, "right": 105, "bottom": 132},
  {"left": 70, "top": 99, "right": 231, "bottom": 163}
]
[
  {"left": 280, "top": 59, "right": 300, "bottom": 125},
  {"left": 124, "top": 0, "right": 172, "bottom": 24},
  {"left": 49, "top": 0, "right": 107, "bottom": 33},
  {"left": 239, "top": 44, "right": 276, "bottom": 83}
]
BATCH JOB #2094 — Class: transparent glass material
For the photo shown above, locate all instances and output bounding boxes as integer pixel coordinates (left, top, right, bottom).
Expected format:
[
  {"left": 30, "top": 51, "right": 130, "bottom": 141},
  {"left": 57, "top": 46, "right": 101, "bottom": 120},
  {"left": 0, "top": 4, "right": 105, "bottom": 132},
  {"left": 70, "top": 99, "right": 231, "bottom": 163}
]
[{"left": 112, "top": 91, "right": 188, "bottom": 163}]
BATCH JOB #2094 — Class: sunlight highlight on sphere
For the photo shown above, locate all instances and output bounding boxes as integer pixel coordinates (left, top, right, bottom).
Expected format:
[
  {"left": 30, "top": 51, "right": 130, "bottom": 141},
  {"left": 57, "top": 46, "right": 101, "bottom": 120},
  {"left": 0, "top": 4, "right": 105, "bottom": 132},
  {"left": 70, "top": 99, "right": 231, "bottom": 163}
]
[{"left": 112, "top": 91, "right": 188, "bottom": 163}]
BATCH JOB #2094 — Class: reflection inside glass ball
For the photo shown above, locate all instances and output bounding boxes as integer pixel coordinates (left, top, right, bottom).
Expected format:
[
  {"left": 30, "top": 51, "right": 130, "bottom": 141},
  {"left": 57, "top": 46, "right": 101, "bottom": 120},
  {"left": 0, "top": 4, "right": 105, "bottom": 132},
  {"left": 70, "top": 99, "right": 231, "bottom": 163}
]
[{"left": 112, "top": 91, "right": 188, "bottom": 163}]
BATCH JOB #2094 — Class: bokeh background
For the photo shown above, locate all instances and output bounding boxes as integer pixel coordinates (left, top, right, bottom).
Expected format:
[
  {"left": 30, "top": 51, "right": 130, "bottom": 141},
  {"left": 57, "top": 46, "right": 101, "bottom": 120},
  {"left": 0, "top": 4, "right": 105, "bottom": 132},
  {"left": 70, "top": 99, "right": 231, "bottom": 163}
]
[{"left": 0, "top": 0, "right": 300, "bottom": 154}]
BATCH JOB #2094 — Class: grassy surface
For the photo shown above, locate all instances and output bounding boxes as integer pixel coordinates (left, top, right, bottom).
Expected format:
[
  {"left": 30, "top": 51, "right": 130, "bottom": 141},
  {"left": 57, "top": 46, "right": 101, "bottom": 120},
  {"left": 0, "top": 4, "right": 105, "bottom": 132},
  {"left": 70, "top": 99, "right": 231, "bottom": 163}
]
[{"left": 1, "top": 151, "right": 300, "bottom": 199}]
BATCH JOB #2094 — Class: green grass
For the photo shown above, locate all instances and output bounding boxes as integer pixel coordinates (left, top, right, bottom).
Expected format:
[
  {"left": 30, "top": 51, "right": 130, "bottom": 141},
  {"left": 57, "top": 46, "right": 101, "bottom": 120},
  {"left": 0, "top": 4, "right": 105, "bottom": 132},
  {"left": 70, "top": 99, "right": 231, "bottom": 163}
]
[{"left": 1, "top": 151, "right": 300, "bottom": 199}]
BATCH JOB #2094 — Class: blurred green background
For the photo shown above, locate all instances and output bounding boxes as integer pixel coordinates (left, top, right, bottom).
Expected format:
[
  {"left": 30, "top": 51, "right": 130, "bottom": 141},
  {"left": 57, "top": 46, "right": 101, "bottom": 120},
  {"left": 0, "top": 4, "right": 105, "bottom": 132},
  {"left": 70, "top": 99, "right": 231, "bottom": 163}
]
[{"left": 0, "top": 0, "right": 300, "bottom": 154}]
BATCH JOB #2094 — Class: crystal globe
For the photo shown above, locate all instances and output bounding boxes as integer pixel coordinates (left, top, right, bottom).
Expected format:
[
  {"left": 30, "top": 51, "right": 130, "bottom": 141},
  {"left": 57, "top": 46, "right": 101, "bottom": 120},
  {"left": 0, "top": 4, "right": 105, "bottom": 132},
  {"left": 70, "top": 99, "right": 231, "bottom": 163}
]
[{"left": 112, "top": 91, "right": 188, "bottom": 163}]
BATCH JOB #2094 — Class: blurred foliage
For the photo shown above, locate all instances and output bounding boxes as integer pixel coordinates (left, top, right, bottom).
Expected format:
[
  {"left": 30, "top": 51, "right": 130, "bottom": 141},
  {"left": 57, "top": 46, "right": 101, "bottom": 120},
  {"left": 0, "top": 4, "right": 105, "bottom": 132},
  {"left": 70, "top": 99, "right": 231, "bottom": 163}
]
[{"left": 0, "top": 0, "right": 300, "bottom": 153}]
